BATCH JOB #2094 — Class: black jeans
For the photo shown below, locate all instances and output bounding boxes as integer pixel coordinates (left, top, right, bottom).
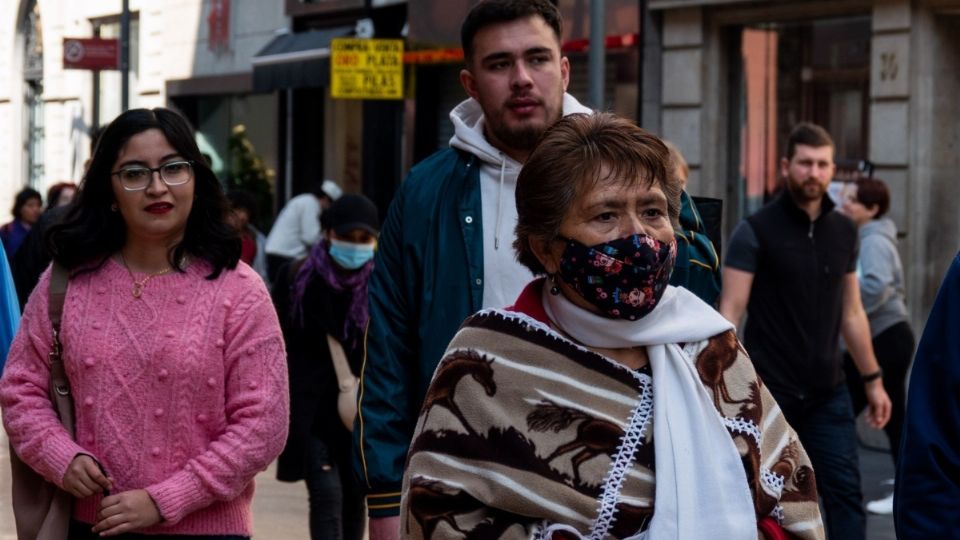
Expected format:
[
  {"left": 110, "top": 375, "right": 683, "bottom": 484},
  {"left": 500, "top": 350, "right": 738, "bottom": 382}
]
[
  {"left": 305, "top": 432, "right": 365, "bottom": 540},
  {"left": 844, "top": 320, "right": 914, "bottom": 465},
  {"left": 773, "top": 385, "right": 865, "bottom": 540},
  {"left": 266, "top": 254, "right": 293, "bottom": 284},
  {"left": 69, "top": 520, "right": 248, "bottom": 540}
]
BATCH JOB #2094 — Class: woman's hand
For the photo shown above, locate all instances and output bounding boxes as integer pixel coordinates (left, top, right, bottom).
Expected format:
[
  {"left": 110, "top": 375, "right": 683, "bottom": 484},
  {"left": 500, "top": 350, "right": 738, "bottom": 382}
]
[
  {"left": 93, "top": 489, "right": 162, "bottom": 536},
  {"left": 63, "top": 454, "right": 113, "bottom": 498}
]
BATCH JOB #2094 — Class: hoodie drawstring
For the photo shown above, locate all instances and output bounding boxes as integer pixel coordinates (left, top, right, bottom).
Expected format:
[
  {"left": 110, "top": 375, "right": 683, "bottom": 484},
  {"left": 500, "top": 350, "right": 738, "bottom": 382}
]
[{"left": 494, "top": 156, "right": 506, "bottom": 250}]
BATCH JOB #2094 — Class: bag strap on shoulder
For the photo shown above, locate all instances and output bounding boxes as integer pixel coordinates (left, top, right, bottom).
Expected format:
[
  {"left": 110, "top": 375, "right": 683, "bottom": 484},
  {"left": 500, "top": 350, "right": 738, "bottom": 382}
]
[
  {"left": 326, "top": 335, "right": 357, "bottom": 391},
  {"left": 49, "top": 262, "right": 69, "bottom": 335},
  {"left": 47, "top": 262, "right": 75, "bottom": 438}
]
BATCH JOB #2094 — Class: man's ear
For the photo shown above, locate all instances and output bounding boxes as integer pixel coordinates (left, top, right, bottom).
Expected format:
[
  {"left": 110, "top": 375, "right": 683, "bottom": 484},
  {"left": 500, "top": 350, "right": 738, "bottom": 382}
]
[
  {"left": 530, "top": 235, "right": 561, "bottom": 275},
  {"left": 460, "top": 68, "right": 480, "bottom": 101},
  {"left": 560, "top": 56, "right": 571, "bottom": 92},
  {"left": 779, "top": 157, "right": 790, "bottom": 179}
]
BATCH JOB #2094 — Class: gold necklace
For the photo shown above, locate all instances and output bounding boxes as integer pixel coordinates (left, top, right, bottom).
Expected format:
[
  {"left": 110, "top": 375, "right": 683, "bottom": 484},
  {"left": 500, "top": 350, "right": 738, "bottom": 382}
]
[{"left": 119, "top": 252, "right": 173, "bottom": 299}]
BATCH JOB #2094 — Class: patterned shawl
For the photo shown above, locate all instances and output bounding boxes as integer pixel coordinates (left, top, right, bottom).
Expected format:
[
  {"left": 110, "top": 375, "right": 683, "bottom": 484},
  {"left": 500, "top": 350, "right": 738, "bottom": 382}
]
[{"left": 400, "top": 289, "right": 824, "bottom": 539}]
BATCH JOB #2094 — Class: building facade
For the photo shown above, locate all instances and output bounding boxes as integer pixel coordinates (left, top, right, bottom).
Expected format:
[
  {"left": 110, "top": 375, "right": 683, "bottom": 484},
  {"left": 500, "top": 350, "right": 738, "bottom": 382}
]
[
  {"left": 0, "top": 0, "right": 288, "bottom": 222},
  {"left": 647, "top": 0, "right": 960, "bottom": 331},
  {"left": 4, "top": 0, "right": 958, "bottom": 331}
]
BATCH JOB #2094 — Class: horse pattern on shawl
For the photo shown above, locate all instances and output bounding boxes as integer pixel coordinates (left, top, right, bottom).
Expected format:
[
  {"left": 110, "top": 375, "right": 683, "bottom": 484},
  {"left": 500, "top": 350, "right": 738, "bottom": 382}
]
[{"left": 401, "top": 309, "right": 824, "bottom": 539}]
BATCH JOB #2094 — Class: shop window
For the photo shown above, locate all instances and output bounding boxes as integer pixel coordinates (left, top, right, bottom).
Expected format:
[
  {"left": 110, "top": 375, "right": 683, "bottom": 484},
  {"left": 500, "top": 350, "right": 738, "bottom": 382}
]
[{"left": 732, "top": 16, "right": 870, "bottom": 217}]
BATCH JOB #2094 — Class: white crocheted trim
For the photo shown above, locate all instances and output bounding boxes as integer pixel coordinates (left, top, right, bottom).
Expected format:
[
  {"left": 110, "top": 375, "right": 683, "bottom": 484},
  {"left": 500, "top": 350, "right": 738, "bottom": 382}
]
[
  {"left": 537, "top": 522, "right": 587, "bottom": 540},
  {"left": 474, "top": 308, "right": 653, "bottom": 385},
  {"left": 531, "top": 378, "right": 654, "bottom": 540},
  {"left": 770, "top": 505, "right": 785, "bottom": 525},
  {"left": 722, "top": 416, "right": 762, "bottom": 447},
  {"left": 761, "top": 467, "right": 785, "bottom": 498},
  {"left": 588, "top": 375, "right": 655, "bottom": 539}
]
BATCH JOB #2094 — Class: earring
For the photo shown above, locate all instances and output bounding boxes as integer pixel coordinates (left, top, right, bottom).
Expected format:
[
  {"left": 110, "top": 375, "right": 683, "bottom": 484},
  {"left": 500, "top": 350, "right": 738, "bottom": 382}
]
[
  {"left": 110, "top": 203, "right": 118, "bottom": 212},
  {"left": 549, "top": 274, "right": 561, "bottom": 296}
]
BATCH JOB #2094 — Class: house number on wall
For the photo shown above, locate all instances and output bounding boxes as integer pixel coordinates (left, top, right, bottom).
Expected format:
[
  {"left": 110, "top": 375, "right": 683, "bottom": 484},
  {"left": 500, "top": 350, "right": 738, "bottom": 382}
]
[{"left": 880, "top": 52, "right": 899, "bottom": 81}]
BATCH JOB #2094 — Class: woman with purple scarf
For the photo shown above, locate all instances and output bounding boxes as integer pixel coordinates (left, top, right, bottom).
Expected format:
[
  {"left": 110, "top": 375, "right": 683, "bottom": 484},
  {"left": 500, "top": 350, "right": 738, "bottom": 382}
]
[{"left": 273, "top": 193, "right": 379, "bottom": 540}]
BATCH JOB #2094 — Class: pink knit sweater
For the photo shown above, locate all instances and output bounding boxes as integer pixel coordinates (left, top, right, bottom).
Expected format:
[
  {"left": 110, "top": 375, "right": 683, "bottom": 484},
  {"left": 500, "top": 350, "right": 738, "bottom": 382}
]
[{"left": 0, "top": 258, "right": 289, "bottom": 536}]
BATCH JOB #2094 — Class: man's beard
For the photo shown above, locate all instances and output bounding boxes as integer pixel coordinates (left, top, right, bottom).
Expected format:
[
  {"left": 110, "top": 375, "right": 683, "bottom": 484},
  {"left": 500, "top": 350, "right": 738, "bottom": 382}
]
[
  {"left": 787, "top": 178, "right": 826, "bottom": 203},
  {"left": 489, "top": 94, "right": 563, "bottom": 153},
  {"left": 490, "top": 122, "right": 545, "bottom": 152}
]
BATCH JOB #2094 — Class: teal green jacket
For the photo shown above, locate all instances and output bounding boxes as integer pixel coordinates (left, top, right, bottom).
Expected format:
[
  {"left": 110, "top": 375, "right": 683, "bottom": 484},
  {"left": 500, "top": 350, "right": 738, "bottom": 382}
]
[
  {"left": 353, "top": 148, "right": 483, "bottom": 516},
  {"left": 670, "top": 191, "right": 721, "bottom": 306}
]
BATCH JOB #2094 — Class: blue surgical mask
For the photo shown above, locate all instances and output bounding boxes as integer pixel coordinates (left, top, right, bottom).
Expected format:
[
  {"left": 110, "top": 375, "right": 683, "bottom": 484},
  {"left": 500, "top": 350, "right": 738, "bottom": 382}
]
[{"left": 329, "top": 238, "right": 375, "bottom": 270}]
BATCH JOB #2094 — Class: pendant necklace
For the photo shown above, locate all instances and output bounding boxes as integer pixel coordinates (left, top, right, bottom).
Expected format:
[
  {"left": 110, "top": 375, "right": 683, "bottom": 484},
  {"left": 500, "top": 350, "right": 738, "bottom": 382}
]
[{"left": 119, "top": 252, "right": 173, "bottom": 299}]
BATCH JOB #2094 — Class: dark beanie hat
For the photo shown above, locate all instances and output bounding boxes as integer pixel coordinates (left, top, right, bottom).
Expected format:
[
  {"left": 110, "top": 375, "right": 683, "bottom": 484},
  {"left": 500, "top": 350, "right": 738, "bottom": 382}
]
[{"left": 322, "top": 194, "right": 379, "bottom": 235}]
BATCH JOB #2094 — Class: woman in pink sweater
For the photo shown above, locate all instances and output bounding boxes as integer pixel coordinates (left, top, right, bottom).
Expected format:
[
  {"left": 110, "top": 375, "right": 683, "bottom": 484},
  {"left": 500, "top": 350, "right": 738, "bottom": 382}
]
[{"left": 0, "top": 107, "right": 289, "bottom": 539}]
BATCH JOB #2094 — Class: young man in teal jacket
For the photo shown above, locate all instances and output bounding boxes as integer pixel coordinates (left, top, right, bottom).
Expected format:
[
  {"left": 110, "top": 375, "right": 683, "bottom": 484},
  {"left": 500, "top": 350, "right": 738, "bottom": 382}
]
[{"left": 353, "top": 1, "right": 590, "bottom": 538}]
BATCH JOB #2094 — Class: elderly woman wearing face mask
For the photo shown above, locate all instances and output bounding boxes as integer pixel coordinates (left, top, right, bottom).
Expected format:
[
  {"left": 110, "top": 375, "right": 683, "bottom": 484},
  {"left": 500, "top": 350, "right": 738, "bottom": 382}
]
[{"left": 399, "top": 113, "right": 824, "bottom": 540}]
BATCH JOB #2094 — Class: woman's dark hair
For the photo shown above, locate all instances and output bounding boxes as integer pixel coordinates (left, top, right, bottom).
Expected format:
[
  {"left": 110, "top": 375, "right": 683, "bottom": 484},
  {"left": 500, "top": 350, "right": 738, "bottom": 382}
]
[
  {"left": 45, "top": 182, "right": 76, "bottom": 211},
  {"left": 514, "top": 112, "right": 680, "bottom": 275},
  {"left": 48, "top": 107, "right": 240, "bottom": 278},
  {"left": 854, "top": 177, "right": 890, "bottom": 219},
  {"left": 12, "top": 188, "right": 42, "bottom": 222}
]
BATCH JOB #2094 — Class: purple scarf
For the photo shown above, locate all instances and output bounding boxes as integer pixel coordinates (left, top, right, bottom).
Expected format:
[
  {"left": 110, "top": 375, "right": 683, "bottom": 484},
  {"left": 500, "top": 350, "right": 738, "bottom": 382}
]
[{"left": 290, "top": 239, "right": 373, "bottom": 345}]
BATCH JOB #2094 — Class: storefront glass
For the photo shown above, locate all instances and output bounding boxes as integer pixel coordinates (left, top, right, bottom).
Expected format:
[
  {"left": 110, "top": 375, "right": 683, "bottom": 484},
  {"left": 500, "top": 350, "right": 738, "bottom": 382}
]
[{"left": 733, "top": 16, "right": 870, "bottom": 217}]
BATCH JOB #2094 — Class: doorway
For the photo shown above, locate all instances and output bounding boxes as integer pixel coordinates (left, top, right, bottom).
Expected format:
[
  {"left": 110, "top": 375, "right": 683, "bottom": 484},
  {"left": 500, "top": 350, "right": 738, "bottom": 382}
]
[{"left": 727, "top": 16, "right": 871, "bottom": 224}]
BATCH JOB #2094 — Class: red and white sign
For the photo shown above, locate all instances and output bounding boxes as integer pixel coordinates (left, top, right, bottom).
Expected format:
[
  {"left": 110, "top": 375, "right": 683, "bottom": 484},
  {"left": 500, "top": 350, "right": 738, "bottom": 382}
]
[
  {"left": 207, "top": 0, "right": 231, "bottom": 52},
  {"left": 63, "top": 38, "right": 119, "bottom": 70}
]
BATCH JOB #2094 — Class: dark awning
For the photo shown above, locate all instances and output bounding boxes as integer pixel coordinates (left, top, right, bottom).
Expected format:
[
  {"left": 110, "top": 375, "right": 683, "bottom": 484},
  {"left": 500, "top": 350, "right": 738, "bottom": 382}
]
[{"left": 252, "top": 26, "right": 353, "bottom": 92}]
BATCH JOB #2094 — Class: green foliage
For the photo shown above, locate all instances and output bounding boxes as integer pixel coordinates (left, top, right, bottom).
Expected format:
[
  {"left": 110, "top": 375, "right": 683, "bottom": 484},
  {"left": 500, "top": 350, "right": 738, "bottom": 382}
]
[{"left": 226, "top": 124, "right": 275, "bottom": 231}]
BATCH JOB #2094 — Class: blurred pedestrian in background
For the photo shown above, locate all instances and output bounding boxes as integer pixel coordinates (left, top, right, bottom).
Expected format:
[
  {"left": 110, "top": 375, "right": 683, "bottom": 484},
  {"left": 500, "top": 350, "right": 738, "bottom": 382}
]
[
  {"left": 401, "top": 112, "right": 823, "bottom": 540},
  {"left": 13, "top": 130, "right": 103, "bottom": 310},
  {"left": 719, "top": 122, "right": 891, "bottom": 540},
  {"left": 0, "top": 107, "right": 288, "bottom": 539},
  {"left": 275, "top": 193, "right": 379, "bottom": 540},
  {"left": 895, "top": 252, "right": 960, "bottom": 537},
  {"left": 227, "top": 189, "right": 269, "bottom": 282},
  {"left": 354, "top": 2, "right": 590, "bottom": 536},
  {"left": 264, "top": 179, "right": 342, "bottom": 282},
  {"left": 45, "top": 182, "right": 77, "bottom": 210},
  {"left": 1, "top": 187, "right": 43, "bottom": 260},
  {"left": 663, "top": 141, "right": 721, "bottom": 306},
  {"left": 839, "top": 177, "right": 914, "bottom": 515}
]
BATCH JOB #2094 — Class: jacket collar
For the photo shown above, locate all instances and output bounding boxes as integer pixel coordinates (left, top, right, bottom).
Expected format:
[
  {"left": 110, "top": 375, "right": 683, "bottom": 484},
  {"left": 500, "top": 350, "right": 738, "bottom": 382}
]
[{"left": 776, "top": 187, "right": 836, "bottom": 223}]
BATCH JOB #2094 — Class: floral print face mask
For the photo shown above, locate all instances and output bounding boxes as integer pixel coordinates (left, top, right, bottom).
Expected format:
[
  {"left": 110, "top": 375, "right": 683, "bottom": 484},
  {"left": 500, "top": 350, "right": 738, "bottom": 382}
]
[{"left": 556, "top": 233, "right": 677, "bottom": 321}]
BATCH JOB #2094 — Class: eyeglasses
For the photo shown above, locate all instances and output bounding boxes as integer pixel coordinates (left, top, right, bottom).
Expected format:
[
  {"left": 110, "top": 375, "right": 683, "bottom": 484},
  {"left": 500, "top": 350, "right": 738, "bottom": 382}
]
[{"left": 111, "top": 160, "right": 194, "bottom": 191}]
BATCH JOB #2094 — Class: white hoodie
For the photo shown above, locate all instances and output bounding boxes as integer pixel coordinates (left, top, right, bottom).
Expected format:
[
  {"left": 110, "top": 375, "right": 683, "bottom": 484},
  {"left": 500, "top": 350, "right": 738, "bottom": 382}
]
[{"left": 449, "top": 93, "right": 593, "bottom": 309}]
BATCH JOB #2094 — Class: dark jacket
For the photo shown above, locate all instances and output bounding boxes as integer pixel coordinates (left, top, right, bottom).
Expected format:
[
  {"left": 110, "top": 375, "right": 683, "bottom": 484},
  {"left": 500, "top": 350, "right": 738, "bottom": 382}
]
[
  {"left": 670, "top": 191, "right": 721, "bottom": 306},
  {"left": 738, "top": 192, "right": 858, "bottom": 401},
  {"left": 274, "top": 260, "right": 365, "bottom": 482},
  {"left": 12, "top": 206, "right": 68, "bottom": 310},
  {"left": 895, "top": 253, "right": 960, "bottom": 536},
  {"left": 353, "top": 148, "right": 483, "bottom": 516}
]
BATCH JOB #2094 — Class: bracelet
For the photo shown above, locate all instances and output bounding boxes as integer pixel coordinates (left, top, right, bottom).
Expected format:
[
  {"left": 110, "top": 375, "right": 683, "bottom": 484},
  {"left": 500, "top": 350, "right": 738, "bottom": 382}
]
[{"left": 861, "top": 368, "right": 883, "bottom": 383}]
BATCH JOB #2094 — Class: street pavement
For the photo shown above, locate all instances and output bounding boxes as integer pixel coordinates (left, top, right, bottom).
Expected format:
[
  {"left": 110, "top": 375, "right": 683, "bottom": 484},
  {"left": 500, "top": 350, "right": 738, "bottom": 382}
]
[{"left": 0, "top": 420, "right": 896, "bottom": 539}]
